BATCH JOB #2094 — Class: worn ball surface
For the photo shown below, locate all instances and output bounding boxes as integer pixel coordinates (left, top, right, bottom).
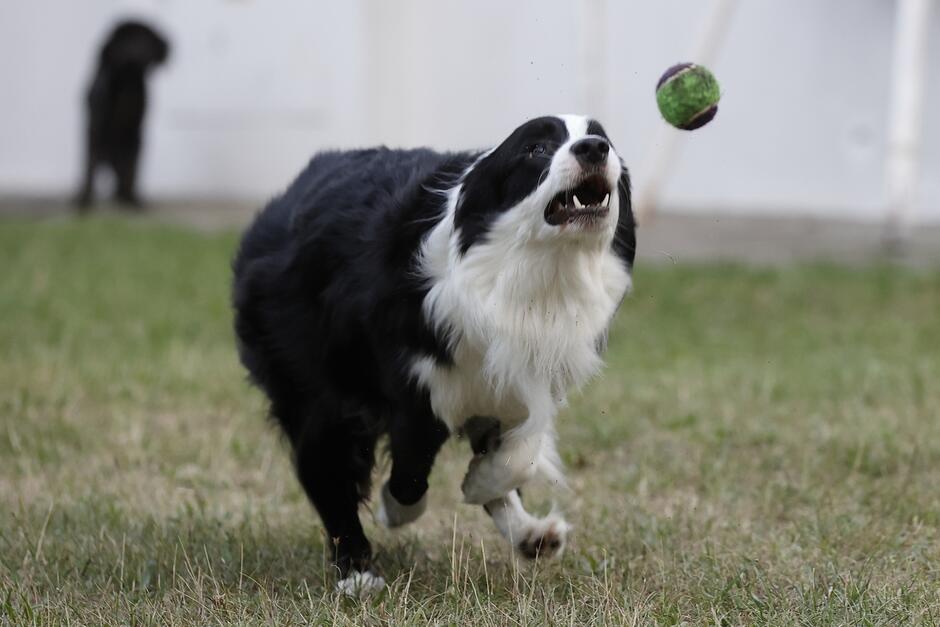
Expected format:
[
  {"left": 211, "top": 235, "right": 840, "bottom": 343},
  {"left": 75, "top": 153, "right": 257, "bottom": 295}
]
[{"left": 656, "top": 63, "right": 720, "bottom": 130}]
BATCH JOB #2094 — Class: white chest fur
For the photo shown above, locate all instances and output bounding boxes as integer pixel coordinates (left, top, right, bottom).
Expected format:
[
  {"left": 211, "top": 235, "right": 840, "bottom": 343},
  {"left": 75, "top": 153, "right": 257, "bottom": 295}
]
[{"left": 412, "top": 209, "right": 631, "bottom": 434}]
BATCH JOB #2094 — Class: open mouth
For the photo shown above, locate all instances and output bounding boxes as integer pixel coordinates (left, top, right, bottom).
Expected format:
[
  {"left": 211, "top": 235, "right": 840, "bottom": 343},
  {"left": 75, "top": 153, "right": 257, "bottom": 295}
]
[{"left": 544, "top": 174, "right": 612, "bottom": 226}]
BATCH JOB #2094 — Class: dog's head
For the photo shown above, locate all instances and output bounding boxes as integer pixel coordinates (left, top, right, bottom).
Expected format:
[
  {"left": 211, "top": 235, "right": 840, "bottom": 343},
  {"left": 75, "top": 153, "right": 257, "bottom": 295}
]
[
  {"left": 454, "top": 115, "right": 633, "bottom": 261},
  {"left": 101, "top": 21, "right": 170, "bottom": 71}
]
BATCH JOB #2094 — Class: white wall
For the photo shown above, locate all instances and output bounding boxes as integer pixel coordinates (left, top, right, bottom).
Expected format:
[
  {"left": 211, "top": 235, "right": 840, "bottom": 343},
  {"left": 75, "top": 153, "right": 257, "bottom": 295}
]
[{"left": 0, "top": 0, "right": 938, "bottom": 221}]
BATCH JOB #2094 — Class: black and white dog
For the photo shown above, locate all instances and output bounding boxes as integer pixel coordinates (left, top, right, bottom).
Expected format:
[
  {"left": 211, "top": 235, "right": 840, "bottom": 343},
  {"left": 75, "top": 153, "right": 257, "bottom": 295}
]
[{"left": 233, "top": 115, "right": 635, "bottom": 595}]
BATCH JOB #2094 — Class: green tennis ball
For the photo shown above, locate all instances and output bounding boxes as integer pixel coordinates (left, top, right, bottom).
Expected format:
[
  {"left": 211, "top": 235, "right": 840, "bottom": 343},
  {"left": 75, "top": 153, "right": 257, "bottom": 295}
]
[{"left": 656, "top": 63, "right": 720, "bottom": 130}]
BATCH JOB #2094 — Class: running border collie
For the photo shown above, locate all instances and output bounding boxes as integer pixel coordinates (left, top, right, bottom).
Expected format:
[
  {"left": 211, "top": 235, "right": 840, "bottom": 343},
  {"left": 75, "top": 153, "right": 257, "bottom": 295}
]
[{"left": 232, "top": 115, "right": 635, "bottom": 596}]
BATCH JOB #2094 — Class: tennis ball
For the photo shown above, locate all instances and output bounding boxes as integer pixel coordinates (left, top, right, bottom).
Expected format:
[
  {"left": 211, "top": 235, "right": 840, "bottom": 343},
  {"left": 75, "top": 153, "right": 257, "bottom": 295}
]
[{"left": 656, "top": 63, "right": 720, "bottom": 130}]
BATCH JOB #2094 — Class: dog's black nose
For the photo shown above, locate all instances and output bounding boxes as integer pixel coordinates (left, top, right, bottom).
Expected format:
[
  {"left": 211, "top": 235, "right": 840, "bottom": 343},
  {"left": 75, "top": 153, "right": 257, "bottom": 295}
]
[{"left": 570, "top": 136, "right": 609, "bottom": 167}]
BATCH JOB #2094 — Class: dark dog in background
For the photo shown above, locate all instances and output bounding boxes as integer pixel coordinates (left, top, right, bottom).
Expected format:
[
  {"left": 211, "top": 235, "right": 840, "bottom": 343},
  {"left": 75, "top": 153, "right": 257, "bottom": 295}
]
[{"left": 76, "top": 21, "right": 169, "bottom": 209}]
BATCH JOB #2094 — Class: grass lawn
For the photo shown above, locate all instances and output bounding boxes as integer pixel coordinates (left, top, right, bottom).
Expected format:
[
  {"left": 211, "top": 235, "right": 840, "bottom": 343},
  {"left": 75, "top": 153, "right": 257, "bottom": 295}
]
[{"left": 1, "top": 216, "right": 939, "bottom": 625}]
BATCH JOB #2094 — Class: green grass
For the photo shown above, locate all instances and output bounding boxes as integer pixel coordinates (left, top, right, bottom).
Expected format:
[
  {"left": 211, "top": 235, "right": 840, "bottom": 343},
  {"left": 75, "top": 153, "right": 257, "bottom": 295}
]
[{"left": 2, "top": 216, "right": 940, "bottom": 625}]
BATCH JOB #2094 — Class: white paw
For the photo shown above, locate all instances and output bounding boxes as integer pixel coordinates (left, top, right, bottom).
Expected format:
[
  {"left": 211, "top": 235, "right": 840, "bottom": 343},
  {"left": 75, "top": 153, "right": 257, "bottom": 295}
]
[
  {"left": 336, "top": 570, "right": 386, "bottom": 598},
  {"left": 376, "top": 482, "right": 427, "bottom": 528},
  {"left": 462, "top": 454, "right": 534, "bottom": 505},
  {"left": 515, "top": 514, "right": 570, "bottom": 560}
]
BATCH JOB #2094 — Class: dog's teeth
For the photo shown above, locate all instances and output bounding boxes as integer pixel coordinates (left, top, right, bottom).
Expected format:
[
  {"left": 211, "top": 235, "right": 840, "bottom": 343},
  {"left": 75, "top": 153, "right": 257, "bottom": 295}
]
[
  {"left": 603, "top": 193, "right": 610, "bottom": 206},
  {"left": 573, "top": 195, "right": 583, "bottom": 208}
]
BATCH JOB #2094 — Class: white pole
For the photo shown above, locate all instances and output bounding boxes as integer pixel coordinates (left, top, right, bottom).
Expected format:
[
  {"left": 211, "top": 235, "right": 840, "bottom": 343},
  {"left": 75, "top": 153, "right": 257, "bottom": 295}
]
[
  {"left": 634, "top": 0, "right": 739, "bottom": 225},
  {"left": 580, "top": 0, "right": 609, "bottom": 121},
  {"left": 884, "top": 0, "right": 933, "bottom": 249}
]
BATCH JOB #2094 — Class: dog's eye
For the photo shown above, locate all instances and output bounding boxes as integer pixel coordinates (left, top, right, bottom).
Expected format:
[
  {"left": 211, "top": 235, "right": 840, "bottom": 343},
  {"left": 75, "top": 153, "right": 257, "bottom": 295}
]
[{"left": 525, "top": 143, "right": 546, "bottom": 157}]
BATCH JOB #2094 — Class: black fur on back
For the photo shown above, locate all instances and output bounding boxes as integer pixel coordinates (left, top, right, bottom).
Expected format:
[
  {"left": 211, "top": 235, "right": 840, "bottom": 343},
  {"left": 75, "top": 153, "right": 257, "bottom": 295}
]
[{"left": 233, "top": 148, "right": 472, "bottom": 432}]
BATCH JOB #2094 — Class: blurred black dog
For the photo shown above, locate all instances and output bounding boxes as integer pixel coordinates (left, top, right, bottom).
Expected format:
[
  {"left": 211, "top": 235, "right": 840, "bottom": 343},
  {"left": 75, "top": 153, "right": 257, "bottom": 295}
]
[{"left": 77, "top": 21, "right": 169, "bottom": 209}]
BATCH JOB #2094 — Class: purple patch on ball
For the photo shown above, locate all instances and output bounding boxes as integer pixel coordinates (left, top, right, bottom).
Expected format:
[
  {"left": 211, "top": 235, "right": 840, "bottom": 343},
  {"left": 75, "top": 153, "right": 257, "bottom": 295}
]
[
  {"left": 656, "top": 62, "right": 694, "bottom": 90},
  {"left": 680, "top": 104, "right": 718, "bottom": 130}
]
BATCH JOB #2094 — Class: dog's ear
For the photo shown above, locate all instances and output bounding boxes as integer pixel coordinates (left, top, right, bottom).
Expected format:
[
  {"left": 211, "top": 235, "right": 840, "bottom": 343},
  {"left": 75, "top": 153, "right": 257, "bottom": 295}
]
[
  {"left": 101, "top": 24, "right": 137, "bottom": 67},
  {"left": 612, "top": 168, "right": 636, "bottom": 267},
  {"left": 99, "top": 34, "right": 121, "bottom": 67},
  {"left": 453, "top": 157, "right": 503, "bottom": 255}
]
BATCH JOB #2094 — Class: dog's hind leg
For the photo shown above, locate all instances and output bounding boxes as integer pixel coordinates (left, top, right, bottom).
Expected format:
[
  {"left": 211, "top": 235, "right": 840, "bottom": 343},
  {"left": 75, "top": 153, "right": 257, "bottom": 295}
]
[
  {"left": 378, "top": 400, "right": 449, "bottom": 528},
  {"left": 294, "top": 416, "right": 384, "bottom": 597}
]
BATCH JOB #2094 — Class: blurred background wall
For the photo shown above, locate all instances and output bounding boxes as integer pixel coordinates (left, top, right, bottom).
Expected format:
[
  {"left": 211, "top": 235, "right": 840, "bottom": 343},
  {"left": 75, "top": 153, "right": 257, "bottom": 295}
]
[{"left": 0, "top": 0, "right": 938, "bottom": 221}]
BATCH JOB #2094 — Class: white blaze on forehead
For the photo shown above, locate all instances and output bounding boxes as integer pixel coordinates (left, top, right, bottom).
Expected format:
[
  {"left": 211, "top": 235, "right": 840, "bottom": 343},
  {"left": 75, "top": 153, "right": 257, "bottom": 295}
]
[{"left": 556, "top": 114, "right": 590, "bottom": 142}]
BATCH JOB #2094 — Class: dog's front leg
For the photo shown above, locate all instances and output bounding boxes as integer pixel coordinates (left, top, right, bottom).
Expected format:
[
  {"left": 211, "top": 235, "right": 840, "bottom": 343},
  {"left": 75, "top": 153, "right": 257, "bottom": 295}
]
[
  {"left": 484, "top": 490, "right": 570, "bottom": 559},
  {"left": 462, "top": 418, "right": 570, "bottom": 558},
  {"left": 461, "top": 388, "right": 565, "bottom": 505},
  {"left": 461, "top": 424, "right": 548, "bottom": 505},
  {"left": 461, "top": 429, "right": 541, "bottom": 504}
]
